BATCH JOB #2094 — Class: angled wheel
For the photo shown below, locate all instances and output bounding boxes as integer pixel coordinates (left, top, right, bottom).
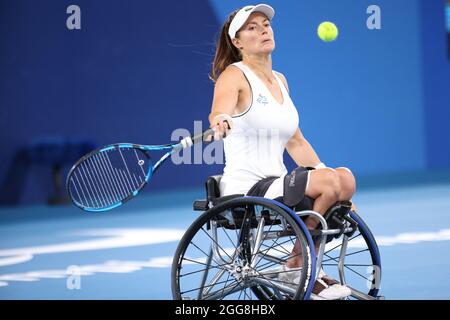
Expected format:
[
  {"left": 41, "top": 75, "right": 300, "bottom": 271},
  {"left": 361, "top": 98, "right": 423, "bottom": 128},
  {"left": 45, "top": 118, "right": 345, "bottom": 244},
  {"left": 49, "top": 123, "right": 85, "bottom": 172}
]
[
  {"left": 320, "top": 211, "right": 382, "bottom": 299},
  {"left": 171, "top": 197, "right": 316, "bottom": 300}
]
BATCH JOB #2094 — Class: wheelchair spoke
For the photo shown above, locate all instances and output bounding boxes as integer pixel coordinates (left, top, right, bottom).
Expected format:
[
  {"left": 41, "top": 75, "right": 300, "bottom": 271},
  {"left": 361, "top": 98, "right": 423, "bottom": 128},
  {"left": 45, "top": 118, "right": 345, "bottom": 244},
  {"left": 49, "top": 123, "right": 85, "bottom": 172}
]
[
  {"left": 254, "top": 249, "right": 289, "bottom": 268},
  {"left": 243, "top": 287, "right": 252, "bottom": 300},
  {"left": 214, "top": 210, "right": 239, "bottom": 250},
  {"left": 342, "top": 268, "right": 372, "bottom": 282},
  {"left": 208, "top": 278, "right": 242, "bottom": 300},
  {"left": 218, "top": 272, "right": 232, "bottom": 299},
  {"left": 181, "top": 276, "right": 239, "bottom": 296},
  {"left": 207, "top": 280, "right": 244, "bottom": 300},
  {"left": 322, "top": 252, "right": 372, "bottom": 282},
  {"left": 188, "top": 277, "right": 238, "bottom": 294},
  {"left": 247, "top": 287, "right": 254, "bottom": 300},
  {"left": 258, "top": 257, "right": 287, "bottom": 271},
  {"left": 221, "top": 223, "right": 238, "bottom": 249},
  {"left": 187, "top": 240, "right": 227, "bottom": 268},
  {"left": 237, "top": 287, "right": 244, "bottom": 300},
  {"left": 252, "top": 244, "right": 294, "bottom": 272},
  {"left": 256, "top": 258, "right": 288, "bottom": 274},
  {"left": 253, "top": 234, "right": 297, "bottom": 270},
  {"left": 344, "top": 248, "right": 370, "bottom": 258},
  {"left": 179, "top": 260, "right": 225, "bottom": 278},
  {"left": 200, "top": 226, "right": 235, "bottom": 262},
  {"left": 322, "top": 248, "right": 370, "bottom": 263},
  {"left": 324, "top": 232, "right": 362, "bottom": 255},
  {"left": 255, "top": 243, "right": 304, "bottom": 273},
  {"left": 264, "top": 229, "right": 299, "bottom": 257},
  {"left": 260, "top": 241, "right": 292, "bottom": 256},
  {"left": 261, "top": 235, "right": 295, "bottom": 250}
]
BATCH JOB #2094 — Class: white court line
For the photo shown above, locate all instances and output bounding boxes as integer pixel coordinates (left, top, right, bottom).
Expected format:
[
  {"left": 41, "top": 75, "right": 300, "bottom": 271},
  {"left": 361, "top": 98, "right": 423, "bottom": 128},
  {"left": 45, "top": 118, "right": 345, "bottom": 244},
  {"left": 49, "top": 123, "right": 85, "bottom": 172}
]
[
  {"left": 1, "top": 228, "right": 450, "bottom": 287},
  {"left": 0, "top": 228, "right": 184, "bottom": 265}
]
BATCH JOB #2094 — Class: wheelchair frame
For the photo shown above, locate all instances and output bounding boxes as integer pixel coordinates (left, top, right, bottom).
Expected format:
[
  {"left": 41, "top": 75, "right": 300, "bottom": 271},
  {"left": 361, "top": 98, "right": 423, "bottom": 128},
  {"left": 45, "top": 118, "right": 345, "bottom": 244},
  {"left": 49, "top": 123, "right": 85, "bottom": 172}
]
[{"left": 171, "top": 175, "right": 383, "bottom": 300}]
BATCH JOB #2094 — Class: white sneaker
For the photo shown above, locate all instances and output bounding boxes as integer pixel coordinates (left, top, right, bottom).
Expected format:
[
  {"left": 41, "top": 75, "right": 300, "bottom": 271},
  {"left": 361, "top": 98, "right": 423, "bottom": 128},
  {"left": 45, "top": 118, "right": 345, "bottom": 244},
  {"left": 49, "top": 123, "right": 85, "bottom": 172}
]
[
  {"left": 311, "top": 269, "right": 351, "bottom": 300},
  {"left": 275, "top": 266, "right": 351, "bottom": 300}
]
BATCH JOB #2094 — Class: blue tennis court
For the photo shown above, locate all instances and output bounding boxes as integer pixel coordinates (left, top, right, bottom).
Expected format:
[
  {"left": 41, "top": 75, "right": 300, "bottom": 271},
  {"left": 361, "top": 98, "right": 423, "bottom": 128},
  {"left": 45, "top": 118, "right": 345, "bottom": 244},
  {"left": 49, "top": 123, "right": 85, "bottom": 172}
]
[{"left": 1, "top": 179, "right": 450, "bottom": 299}]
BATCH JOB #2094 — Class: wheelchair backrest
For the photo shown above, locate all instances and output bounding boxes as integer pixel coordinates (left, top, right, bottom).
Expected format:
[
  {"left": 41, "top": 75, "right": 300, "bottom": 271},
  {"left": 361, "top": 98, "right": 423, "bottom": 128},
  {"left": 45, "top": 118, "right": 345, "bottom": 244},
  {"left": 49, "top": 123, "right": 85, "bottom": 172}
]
[{"left": 206, "top": 175, "right": 222, "bottom": 203}]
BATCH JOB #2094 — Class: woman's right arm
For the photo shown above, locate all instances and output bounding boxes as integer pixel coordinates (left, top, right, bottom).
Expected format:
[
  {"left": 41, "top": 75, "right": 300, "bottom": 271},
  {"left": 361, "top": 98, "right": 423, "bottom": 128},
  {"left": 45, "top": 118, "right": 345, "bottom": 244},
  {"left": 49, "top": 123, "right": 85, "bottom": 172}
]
[{"left": 208, "top": 66, "right": 242, "bottom": 139}]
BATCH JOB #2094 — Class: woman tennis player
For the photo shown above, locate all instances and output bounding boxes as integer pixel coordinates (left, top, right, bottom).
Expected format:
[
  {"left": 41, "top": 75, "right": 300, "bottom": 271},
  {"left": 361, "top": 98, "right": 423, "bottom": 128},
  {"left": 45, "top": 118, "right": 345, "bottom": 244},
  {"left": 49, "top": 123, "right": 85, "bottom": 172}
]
[{"left": 208, "top": 4, "right": 355, "bottom": 299}]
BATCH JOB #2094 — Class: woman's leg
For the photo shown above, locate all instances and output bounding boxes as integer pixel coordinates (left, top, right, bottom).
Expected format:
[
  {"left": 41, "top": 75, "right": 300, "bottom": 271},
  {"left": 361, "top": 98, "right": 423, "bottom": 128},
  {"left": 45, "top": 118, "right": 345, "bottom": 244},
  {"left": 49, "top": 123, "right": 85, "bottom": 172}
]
[
  {"left": 286, "top": 167, "right": 357, "bottom": 268},
  {"left": 304, "top": 168, "right": 343, "bottom": 229},
  {"left": 335, "top": 167, "right": 356, "bottom": 201},
  {"left": 286, "top": 168, "right": 341, "bottom": 268}
]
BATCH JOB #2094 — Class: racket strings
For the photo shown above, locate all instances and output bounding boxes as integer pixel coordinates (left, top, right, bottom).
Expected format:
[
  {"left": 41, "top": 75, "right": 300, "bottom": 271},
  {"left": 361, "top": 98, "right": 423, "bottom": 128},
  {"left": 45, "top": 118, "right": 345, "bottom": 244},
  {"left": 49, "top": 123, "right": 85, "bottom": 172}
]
[{"left": 68, "top": 148, "right": 149, "bottom": 210}]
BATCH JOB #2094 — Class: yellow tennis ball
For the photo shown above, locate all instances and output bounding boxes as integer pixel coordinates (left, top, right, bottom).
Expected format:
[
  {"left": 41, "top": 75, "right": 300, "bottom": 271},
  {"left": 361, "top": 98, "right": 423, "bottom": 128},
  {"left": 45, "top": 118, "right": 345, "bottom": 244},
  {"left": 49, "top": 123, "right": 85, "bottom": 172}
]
[{"left": 317, "top": 21, "right": 338, "bottom": 42}]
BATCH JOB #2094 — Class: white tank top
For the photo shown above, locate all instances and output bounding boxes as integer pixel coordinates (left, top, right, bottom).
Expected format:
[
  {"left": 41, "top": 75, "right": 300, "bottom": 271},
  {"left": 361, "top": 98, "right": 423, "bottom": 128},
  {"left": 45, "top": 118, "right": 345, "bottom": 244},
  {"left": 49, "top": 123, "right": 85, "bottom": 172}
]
[{"left": 219, "top": 61, "right": 300, "bottom": 196}]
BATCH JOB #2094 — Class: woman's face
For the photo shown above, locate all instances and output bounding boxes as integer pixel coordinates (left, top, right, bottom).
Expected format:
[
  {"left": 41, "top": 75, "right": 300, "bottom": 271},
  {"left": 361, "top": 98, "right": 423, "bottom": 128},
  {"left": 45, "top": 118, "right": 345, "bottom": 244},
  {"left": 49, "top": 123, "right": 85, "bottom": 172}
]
[{"left": 233, "top": 12, "right": 275, "bottom": 55}]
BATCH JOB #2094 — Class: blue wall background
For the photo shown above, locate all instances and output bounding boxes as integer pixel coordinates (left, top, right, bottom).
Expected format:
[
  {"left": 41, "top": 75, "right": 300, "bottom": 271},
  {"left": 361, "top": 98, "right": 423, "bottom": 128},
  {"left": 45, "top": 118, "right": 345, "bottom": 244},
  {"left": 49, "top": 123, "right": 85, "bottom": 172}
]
[
  {"left": 421, "top": 0, "right": 450, "bottom": 169},
  {"left": 0, "top": 0, "right": 449, "bottom": 205}
]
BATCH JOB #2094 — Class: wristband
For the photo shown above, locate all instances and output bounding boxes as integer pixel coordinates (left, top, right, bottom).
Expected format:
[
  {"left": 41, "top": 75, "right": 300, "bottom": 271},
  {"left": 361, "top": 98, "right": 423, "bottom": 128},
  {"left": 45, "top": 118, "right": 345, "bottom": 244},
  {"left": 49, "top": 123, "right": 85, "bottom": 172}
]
[{"left": 314, "top": 162, "right": 326, "bottom": 169}]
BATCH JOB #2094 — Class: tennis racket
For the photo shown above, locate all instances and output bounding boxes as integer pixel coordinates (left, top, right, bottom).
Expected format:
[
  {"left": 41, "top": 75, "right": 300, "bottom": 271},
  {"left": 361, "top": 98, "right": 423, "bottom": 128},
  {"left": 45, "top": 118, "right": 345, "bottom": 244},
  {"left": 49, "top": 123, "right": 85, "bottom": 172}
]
[{"left": 66, "top": 127, "right": 217, "bottom": 212}]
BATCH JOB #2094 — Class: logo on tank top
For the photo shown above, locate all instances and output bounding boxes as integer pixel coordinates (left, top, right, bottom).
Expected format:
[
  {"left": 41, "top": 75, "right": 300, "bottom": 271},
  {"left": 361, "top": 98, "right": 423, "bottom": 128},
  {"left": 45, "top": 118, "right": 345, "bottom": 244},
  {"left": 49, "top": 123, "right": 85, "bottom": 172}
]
[{"left": 257, "top": 94, "right": 268, "bottom": 106}]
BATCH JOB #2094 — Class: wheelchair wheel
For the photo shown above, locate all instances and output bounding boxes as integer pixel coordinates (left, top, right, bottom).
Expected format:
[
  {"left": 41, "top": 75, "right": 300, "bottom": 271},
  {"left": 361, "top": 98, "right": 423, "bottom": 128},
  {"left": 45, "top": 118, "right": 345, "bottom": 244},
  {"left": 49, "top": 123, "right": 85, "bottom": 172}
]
[
  {"left": 171, "top": 196, "right": 316, "bottom": 300},
  {"left": 320, "top": 211, "right": 382, "bottom": 299}
]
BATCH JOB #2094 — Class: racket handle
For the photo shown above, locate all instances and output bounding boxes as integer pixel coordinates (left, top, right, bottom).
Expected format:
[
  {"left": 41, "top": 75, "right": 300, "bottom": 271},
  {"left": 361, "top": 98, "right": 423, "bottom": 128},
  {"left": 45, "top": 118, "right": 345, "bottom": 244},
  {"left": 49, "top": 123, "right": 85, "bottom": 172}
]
[
  {"left": 193, "top": 127, "right": 216, "bottom": 144},
  {"left": 178, "top": 120, "right": 231, "bottom": 149},
  {"left": 179, "top": 127, "right": 215, "bottom": 149}
]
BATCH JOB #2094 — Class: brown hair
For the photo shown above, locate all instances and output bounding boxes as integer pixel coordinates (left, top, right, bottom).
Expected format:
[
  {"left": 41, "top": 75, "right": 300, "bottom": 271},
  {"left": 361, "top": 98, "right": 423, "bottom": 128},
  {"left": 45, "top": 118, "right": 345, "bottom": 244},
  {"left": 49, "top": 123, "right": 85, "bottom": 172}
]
[{"left": 209, "top": 9, "right": 242, "bottom": 82}]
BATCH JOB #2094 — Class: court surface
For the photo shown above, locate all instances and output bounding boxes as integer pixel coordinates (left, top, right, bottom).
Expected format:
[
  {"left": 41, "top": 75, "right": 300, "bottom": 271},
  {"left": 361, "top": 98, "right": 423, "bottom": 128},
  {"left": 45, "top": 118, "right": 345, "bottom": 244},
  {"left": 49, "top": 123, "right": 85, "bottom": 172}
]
[{"left": 1, "top": 182, "right": 450, "bottom": 299}]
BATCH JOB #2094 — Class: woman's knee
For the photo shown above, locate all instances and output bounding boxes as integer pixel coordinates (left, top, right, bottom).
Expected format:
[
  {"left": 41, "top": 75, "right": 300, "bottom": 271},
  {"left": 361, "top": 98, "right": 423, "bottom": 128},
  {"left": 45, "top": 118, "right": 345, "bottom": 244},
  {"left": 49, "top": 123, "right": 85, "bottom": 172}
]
[
  {"left": 308, "top": 168, "right": 341, "bottom": 200},
  {"left": 322, "top": 168, "right": 341, "bottom": 189},
  {"left": 336, "top": 167, "right": 356, "bottom": 198}
]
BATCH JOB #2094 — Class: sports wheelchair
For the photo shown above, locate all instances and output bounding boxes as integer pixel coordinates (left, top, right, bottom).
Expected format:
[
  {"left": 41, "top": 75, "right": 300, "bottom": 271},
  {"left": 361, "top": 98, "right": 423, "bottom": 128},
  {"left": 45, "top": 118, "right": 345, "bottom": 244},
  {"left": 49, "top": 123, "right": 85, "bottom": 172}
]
[{"left": 171, "top": 175, "right": 382, "bottom": 300}]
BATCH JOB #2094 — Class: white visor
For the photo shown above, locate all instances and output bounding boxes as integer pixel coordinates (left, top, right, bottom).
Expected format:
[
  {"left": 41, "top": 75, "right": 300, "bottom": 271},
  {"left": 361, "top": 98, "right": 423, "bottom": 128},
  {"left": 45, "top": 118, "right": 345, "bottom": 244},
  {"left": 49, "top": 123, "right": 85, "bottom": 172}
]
[{"left": 228, "top": 4, "right": 275, "bottom": 39}]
